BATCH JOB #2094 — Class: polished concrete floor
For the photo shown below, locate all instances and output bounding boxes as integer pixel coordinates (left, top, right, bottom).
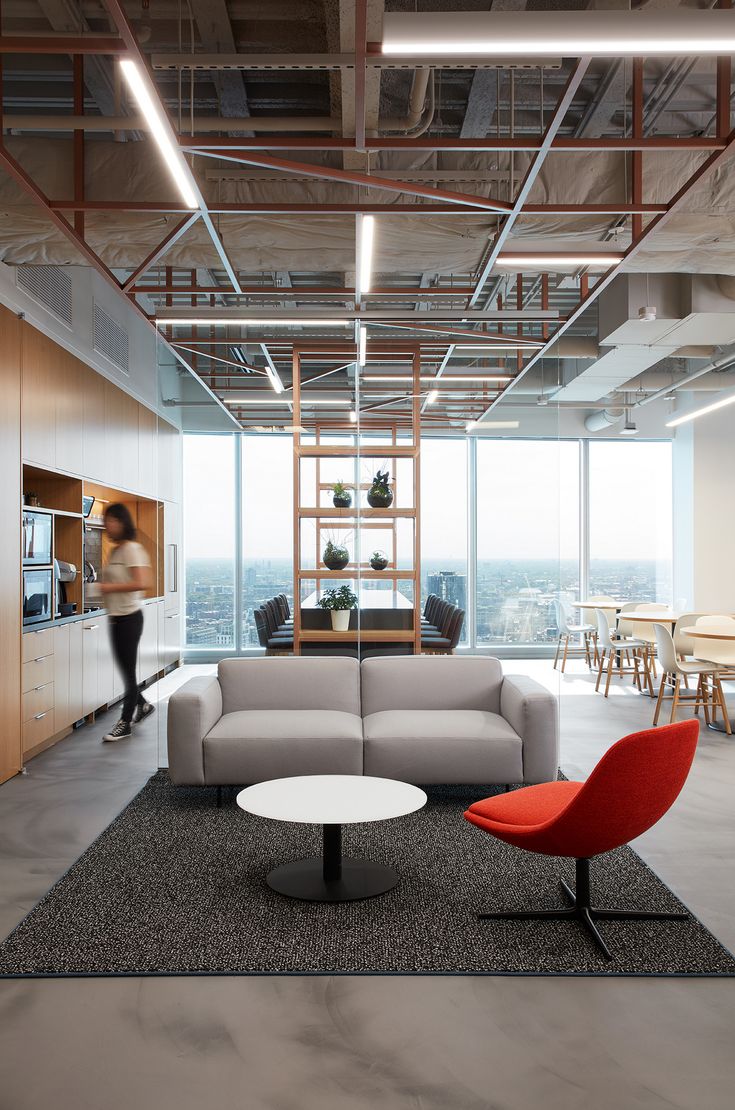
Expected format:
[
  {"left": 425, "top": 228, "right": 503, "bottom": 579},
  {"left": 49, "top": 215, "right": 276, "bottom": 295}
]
[{"left": 1, "top": 661, "right": 734, "bottom": 1110}]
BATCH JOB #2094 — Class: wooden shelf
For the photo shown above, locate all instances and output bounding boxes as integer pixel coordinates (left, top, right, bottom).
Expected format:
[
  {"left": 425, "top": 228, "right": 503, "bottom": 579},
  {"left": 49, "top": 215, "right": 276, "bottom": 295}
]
[
  {"left": 299, "top": 507, "right": 416, "bottom": 518},
  {"left": 297, "top": 569, "right": 416, "bottom": 580},
  {"left": 298, "top": 629, "right": 416, "bottom": 642},
  {"left": 296, "top": 444, "right": 418, "bottom": 459}
]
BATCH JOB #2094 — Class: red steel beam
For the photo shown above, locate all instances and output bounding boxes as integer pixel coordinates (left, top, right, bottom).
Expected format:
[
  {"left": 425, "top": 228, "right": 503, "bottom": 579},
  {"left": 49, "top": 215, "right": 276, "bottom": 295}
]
[
  {"left": 180, "top": 135, "right": 727, "bottom": 153},
  {"left": 354, "top": 0, "right": 367, "bottom": 151},
  {"left": 481, "top": 121, "right": 735, "bottom": 417},
  {"left": 47, "top": 199, "right": 668, "bottom": 216},
  {"left": 73, "top": 55, "right": 85, "bottom": 238},
  {"left": 190, "top": 150, "right": 513, "bottom": 213},
  {"left": 122, "top": 212, "right": 201, "bottom": 292},
  {"left": 632, "top": 58, "right": 644, "bottom": 241},
  {"left": 717, "top": 0, "right": 732, "bottom": 140},
  {"left": 0, "top": 35, "right": 127, "bottom": 54}
]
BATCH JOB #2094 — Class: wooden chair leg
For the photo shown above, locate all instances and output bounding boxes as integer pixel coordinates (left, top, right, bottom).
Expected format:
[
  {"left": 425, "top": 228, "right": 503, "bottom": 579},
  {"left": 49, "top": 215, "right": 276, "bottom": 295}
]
[
  {"left": 715, "top": 677, "right": 732, "bottom": 735},
  {"left": 669, "top": 675, "right": 681, "bottom": 723},
  {"left": 553, "top": 634, "right": 562, "bottom": 669},
  {"left": 653, "top": 673, "right": 668, "bottom": 726},
  {"left": 595, "top": 649, "right": 606, "bottom": 692},
  {"left": 583, "top": 633, "right": 591, "bottom": 668},
  {"left": 561, "top": 634, "right": 569, "bottom": 673},
  {"left": 604, "top": 650, "right": 615, "bottom": 697}
]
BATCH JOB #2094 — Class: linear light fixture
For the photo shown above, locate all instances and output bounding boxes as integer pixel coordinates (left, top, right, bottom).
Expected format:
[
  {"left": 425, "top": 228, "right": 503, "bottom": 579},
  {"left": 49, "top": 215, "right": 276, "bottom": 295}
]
[
  {"left": 666, "top": 388, "right": 735, "bottom": 428},
  {"left": 260, "top": 343, "right": 285, "bottom": 395},
  {"left": 427, "top": 389, "right": 439, "bottom": 404},
  {"left": 466, "top": 420, "right": 520, "bottom": 431},
  {"left": 156, "top": 317, "right": 352, "bottom": 328},
  {"left": 119, "top": 60, "right": 198, "bottom": 210},
  {"left": 349, "top": 409, "right": 358, "bottom": 423},
  {"left": 381, "top": 11, "right": 735, "bottom": 57},
  {"left": 495, "top": 254, "right": 624, "bottom": 268},
  {"left": 224, "top": 396, "right": 350, "bottom": 406},
  {"left": 363, "top": 374, "right": 511, "bottom": 383},
  {"left": 358, "top": 325, "right": 367, "bottom": 367},
  {"left": 357, "top": 214, "right": 375, "bottom": 299}
]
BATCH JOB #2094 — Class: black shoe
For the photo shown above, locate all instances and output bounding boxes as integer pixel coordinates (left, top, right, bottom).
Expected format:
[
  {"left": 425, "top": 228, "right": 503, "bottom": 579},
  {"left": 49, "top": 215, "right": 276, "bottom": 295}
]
[
  {"left": 133, "top": 701, "right": 156, "bottom": 725},
  {"left": 103, "top": 719, "right": 132, "bottom": 743}
]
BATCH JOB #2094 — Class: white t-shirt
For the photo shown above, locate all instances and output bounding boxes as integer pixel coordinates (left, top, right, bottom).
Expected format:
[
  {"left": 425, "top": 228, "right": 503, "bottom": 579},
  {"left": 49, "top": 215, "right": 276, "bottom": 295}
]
[{"left": 102, "top": 541, "right": 150, "bottom": 617}]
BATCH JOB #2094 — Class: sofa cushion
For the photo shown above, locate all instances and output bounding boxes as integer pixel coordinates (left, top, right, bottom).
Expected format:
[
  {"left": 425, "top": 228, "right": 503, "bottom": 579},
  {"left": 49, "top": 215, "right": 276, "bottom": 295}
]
[
  {"left": 362, "top": 709, "right": 523, "bottom": 784},
  {"left": 361, "top": 656, "right": 503, "bottom": 717},
  {"left": 203, "top": 710, "right": 363, "bottom": 784},
  {"left": 217, "top": 657, "right": 361, "bottom": 716}
]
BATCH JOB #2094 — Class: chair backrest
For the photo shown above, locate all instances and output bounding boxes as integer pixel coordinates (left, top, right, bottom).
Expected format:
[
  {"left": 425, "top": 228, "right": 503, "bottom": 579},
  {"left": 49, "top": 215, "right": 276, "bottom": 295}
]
[
  {"left": 653, "top": 622, "right": 678, "bottom": 674},
  {"left": 554, "top": 598, "right": 574, "bottom": 635},
  {"left": 616, "top": 601, "right": 640, "bottom": 638},
  {"left": 361, "top": 655, "right": 504, "bottom": 715},
  {"left": 630, "top": 602, "right": 669, "bottom": 644},
  {"left": 425, "top": 594, "right": 439, "bottom": 623},
  {"left": 446, "top": 608, "right": 465, "bottom": 650},
  {"left": 262, "top": 602, "right": 280, "bottom": 638},
  {"left": 595, "top": 607, "right": 615, "bottom": 650},
  {"left": 581, "top": 596, "right": 617, "bottom": 626},
  {"left": 218, "top": 656, "right": 361, "bottom": 714},
  {"left": 673, "top": 613, "right": 708, "bottom": 657},
  {"left": 435, "top": 600, "right": 452, "bottom": 635},
  {"left": 253, "top": 607, "right": 270, "bottom": 648},
  {"left": 276, "top": 594, "right": 290, "bottom": 621},
  {"left": 540, "top": 721, "right": 699, "bottom": 858},
  {"left": 265, "top": 597, "right": 282, "bottom": 631}
]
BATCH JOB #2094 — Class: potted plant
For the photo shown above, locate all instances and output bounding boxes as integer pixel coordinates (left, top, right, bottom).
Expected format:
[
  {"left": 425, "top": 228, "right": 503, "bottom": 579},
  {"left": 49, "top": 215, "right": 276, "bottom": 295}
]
[
  {"left": 369, "top": 549, "right": 389, "bottom": 571},
  {"left": 367, "top": 468, "right": 393, "bottom": 508},
  {"left": 332, "top": 480, "right": 352, "bottom": 509},
  {"left": 317, "top": 585, "right": 358, "bottom": 631},
  {"left": 323, "top": 538, "right": 350, "bottom": 571}
]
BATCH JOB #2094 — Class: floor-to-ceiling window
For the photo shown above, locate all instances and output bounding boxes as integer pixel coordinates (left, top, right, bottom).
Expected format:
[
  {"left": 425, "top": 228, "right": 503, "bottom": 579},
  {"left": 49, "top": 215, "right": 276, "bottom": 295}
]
[
  {"left": 476, "top": 440, "right": 580, "bottom": 646},
  {"left": 588, "top": 440, "right": 673, "bottom": 602},
  {"left": 241, "top": 435, "right": 293, "bottom": 647},
  {"left": 183, "top": 434, "right": 237, "bottom": 648},
  {"left": 420, "top": 438, "right": 469, "bottom": 643}
]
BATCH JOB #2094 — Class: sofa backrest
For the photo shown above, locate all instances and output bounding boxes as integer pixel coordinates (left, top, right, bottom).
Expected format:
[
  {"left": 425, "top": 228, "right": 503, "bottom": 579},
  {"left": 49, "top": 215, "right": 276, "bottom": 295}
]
[
  {"left": 218, "top": 657, "right": 361, "bottom": 715},
  {"left": 361, "top": 656, "right": 503, "bottom": 716}
]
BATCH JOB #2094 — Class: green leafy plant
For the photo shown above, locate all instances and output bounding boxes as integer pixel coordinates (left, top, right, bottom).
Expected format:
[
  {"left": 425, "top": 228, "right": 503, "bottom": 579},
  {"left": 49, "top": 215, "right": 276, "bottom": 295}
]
[
  {"left": 369, "top": 549, "right": 389, "bottom": 570},
  {"left": 370, "top": 469, "right": 391, "bottom": 495},
  {"left": 332, "top": 481, "right": 349, "bottom": 497},
  {"left": 317, "top": 585, "right": 358, "bottom": 611},
  {"left": 323, "top": 539, "right": 349, "bottom": 565}
]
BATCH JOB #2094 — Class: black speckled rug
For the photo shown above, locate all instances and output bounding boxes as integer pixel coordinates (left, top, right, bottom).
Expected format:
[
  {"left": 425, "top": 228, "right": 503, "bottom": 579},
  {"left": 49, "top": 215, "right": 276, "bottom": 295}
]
[{"left": 1, "top": 771, "right": 733, "bottom": 978}]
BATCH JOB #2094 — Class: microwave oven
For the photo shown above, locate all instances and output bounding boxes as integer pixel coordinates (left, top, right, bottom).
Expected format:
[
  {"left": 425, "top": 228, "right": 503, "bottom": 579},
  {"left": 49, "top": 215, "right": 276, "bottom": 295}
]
[
  {"left": 22, "top": 509, "right": 53, "bottom": 566},
  {"left": 23, "top": 567, "right": 53, "bottom": 626}
]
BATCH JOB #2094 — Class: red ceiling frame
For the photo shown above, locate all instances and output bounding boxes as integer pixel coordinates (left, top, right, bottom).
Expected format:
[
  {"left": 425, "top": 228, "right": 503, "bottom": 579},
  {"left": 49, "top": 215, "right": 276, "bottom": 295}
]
[
  {"left": 122, "top": 213, "right": 201, "bottom": 293},
  {"left": 47, "top": 199, "right": 669, "bottom": 216},
  {"left": 354, "top": 0, "right": 368, "bottom": 151},
  {"left": 0, "top": 35, "right": 126, "bottom": 54},
  {"left": 180, "top": 135, "right": 726, "bottom": 153}
]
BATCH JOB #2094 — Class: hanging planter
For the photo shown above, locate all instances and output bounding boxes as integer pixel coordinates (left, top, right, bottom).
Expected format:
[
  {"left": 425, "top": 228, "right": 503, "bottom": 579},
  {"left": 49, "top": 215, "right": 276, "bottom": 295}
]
[
  {"left": 367, "top": 468, "right": 393, "bottom": 508},
  {"left": 323, "top": 539, "right": 350, "bottom": 571}
]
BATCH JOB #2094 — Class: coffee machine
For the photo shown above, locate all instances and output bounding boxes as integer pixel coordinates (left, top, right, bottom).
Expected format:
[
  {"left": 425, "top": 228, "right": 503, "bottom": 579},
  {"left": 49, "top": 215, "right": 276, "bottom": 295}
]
[{"left": 54, "top": 559, "right": 78, "bottom": 617}]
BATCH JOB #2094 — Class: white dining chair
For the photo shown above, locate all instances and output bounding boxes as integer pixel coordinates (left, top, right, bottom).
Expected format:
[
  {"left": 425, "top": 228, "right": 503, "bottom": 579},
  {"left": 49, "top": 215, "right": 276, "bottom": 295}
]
[
  {"left": 626, "top": 603, "right": 669, "bottom": 679},
  {"left": 580, "top": 595, "right": 618, "bottom": 665},
  {"left": 594, "top": 609, "right": 651, "bottom": 697},
  {"left": 693, "top": 616, "right": 735, "bottom": 709},
  {"left": 674, "top": 598, "right": 688, "bottom": 612},
  {"left": 653, "top": 623, "right": 730, "bottom": 733},
  {"left": 553, "top": 599, "right": 595, "bottom": 672}
]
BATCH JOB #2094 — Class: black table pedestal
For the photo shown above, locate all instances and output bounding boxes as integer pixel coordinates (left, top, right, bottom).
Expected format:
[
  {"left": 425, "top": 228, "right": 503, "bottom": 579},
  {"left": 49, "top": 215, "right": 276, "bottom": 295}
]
[{"left": 266, "top": 822, "right": 399, "bottom": 902}]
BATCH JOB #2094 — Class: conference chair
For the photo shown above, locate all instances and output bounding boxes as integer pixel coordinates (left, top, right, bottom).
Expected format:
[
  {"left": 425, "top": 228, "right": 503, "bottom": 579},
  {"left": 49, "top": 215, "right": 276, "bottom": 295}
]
[
  {"left": 653, "top": 622, "right": 729, "bottom": 731},
  {"left": 552, "top": 599, "right": 595, "bottom": 672},
  {"left": 464, "top": 721, "right": 699, "bottom": 961},
  {"left": 594, "top": 609, "right": 651, "bottom": 697}
]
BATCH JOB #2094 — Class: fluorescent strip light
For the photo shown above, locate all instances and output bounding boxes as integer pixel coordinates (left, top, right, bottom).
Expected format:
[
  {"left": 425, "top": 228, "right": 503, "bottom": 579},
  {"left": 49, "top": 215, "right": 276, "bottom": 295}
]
[
  {"left": 119, "top": 60, "right": 198, "bottom": 210},
  {"left": 496, "top": 254, "right": 623, "bottom": 268},
  {"left": 427, "top": 390, "right": 439, "bottom": 404},
  {"left": 466, "top": 420, "right": 520, "bottom": 431},
  {"left": 363, "top": 374, "right": 511, "bottom": 383},
  {"left": 349, "top": 409, "right": 358, "bottom": 423},
  {"left": 357, "top": 215, "right": 375, "bottom": 298},
  {"left": 666, "top": 390, "right": 735, "bottom": 428},
  {"left": 156, "top": 318, "right": 351, "bottom": 328},
  {"left": 224, "top": 397, "right": 350, "bottom": 406},
  {"left": 381, "top": 11, "right": 735, "bottom": 57},
  {"left": 358, "top": 325, "right": 367, "bottom": 367},
  {"left": 260, "top": 343, "right": 285, "bottom": 395}
]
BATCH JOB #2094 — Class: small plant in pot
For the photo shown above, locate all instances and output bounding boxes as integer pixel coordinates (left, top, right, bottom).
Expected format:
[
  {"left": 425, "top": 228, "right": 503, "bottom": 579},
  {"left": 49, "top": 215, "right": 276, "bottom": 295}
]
[
  {"left": 367, "top": 468, "right": 393, "bottom": 508},
  {"left": 369, "top": 549, "right": 389, "bottom": 571},
  {"left": 317, "top": 585, "right": 358, "bottom": 631},
  {"left": 323, "top": 539, "right": 350, "bottom": 571},
  {"left": 331, "top": 480, "right": 352, "bottom": 509}
]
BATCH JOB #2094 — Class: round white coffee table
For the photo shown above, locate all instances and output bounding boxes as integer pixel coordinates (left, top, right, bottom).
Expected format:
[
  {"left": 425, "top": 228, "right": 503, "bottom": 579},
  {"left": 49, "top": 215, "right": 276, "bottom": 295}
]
[{"left": 236, "top": 775, "right": 427, "bottom": 902}]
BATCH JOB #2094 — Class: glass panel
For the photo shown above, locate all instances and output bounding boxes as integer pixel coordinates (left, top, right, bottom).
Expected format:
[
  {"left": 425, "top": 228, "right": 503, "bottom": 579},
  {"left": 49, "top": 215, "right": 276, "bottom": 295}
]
[
  {"left": 183, "top": 434, "right": 236, "bottom": 648},
  {"left": 241, "top": 434, "right": 294, "bottom": 648},
  {"left": 588, "top": 440, "right": 673, "bottom": 603},
  {"left": 420, "top": 438, "right": 468, "bottom": 644},
  {"left": 476, "top": 439, "right": 580, "bottom": 647}
]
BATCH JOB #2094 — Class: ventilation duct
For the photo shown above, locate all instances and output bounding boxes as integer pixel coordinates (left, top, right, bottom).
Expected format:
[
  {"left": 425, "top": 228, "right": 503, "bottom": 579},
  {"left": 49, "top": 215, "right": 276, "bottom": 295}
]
[
  {"left": 93, "top": 303, "right": 129, "bottom": 374},
  {"left": 16, "top": 265, "right": 72, "bottom": 326}
]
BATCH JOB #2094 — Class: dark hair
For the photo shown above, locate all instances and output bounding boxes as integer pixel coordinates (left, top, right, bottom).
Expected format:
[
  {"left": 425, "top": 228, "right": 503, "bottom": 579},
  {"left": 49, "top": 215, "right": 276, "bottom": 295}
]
[{"left": 104, "top": 503, "right": 137, "bottom": 542}]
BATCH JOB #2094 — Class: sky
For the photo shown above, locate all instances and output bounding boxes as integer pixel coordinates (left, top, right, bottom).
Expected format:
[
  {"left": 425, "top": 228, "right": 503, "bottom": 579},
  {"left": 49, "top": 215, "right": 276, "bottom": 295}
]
[{"left": 183, "top": 434, "right": 673, "bottom": 564}]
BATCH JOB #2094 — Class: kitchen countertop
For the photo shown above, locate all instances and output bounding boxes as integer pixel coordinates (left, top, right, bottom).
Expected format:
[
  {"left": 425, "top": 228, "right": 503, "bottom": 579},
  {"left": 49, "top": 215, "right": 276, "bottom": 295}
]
[{"left": 23, "top": 597, "right": 164, "bottom": 633}]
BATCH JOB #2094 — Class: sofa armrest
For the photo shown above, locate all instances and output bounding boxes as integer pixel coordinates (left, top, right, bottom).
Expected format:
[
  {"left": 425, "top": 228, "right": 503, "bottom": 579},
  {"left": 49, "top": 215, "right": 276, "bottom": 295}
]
[
  {"left": 500, "top": 675, "right": 559, "bottom": 784},
  {"left": 167, "top": 676, "right": 223, "bottom": 785}
]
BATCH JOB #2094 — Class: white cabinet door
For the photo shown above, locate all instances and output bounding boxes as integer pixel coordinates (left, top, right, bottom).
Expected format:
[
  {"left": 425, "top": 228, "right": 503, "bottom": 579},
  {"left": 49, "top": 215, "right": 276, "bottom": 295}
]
[
  {"left": 68, "top": 620, "right": 84, "bottom": 723},
  {"left": 163, "top": 501, "right": 180, "bottom": 614},
  {"left": 164, "top": 610, "right": 181, "bottom": 669},
  {"left": 97, "top": 615, "right": 115, "bottom": 708},
  {"left": 81, "top": 618, "right": 101, "bottom": 715},
  {"left": 53, "top": 624, "right": 71, "bottom": 733},
  {"left": 138, "top": 602, "right": 159, "bottom": 683}
]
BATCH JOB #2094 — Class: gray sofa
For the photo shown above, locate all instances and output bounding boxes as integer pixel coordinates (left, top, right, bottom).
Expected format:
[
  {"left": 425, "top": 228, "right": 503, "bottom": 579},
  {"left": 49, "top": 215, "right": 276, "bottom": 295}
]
[{"left": 167, "top": 655, "right": 558, "bottom": 787}]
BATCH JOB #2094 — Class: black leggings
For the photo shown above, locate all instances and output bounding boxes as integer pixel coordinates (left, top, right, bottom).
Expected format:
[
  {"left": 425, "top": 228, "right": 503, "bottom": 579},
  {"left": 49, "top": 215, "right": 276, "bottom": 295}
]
[{"left": 110, "top": 609, "right": 145, "bottom": 723}]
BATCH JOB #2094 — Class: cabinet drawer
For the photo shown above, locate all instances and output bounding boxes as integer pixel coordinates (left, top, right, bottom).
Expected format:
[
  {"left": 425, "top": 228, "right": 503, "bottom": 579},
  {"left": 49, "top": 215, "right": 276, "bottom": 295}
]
[
  {"left": 23, "top": 682, "right": 55, "bottom": 723},
  {"left": 22, "top": 709, "right": 56, "bottom": 755},
  {"left": 22, "top": 627, "right": 55, "bottom": 664},
  {"left": 22, "top": 654, "right": 54, "bottom": 693}
]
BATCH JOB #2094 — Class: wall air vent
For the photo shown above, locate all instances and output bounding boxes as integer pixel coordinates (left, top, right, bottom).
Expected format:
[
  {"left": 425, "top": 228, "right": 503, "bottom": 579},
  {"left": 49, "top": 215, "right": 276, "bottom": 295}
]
[
  {"left": 93, "top": 302, "right": 129, "bottom": 374},
  {"left": 16, "top": 265, "right": 73, "bottom": 326}
]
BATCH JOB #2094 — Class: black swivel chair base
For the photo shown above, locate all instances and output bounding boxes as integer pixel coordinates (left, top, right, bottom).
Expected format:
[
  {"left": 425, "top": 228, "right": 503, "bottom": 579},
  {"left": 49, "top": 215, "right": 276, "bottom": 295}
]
[{"left": 477, "top": 856, "right": 689, "bottom": 961}]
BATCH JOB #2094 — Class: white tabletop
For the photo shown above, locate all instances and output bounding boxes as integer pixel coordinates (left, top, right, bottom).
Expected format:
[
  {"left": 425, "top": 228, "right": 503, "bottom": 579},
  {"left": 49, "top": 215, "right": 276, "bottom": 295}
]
[
  {"left": 237, "top": 775, "right": 427, "bottom": 825},
  {"left": 617, "top": 610, "right": 683, "bottom": 623},
  {"left": 681, "top": 627, "right": 735, "bottom": 642},
  {"left": 572, "top": 600, "right": 626, "bottom": 609}
]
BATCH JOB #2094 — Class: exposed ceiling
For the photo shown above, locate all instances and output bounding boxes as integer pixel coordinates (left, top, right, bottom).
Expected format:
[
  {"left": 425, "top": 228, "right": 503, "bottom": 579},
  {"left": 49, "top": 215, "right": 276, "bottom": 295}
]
[{"left": 1, "top": 0, "right": 735, "bottom": 433}]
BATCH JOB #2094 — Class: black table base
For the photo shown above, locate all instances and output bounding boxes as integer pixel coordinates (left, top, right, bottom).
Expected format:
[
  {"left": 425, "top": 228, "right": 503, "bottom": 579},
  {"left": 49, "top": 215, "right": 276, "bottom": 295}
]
[{"left": 266, "top": 822, "right": 399, "bottom": 902}]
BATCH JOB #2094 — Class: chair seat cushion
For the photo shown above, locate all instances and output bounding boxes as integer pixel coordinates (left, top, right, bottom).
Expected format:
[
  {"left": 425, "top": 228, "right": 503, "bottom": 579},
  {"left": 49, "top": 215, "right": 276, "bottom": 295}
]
[
  {"left": 466, "top": 780, "right": 583, "bottom": 829},
  {"left": 362, "top": 710, "right": 523, "bottom": 784},
  {"left": 202, "top": 710, "right": 364, "bottom": 784}
]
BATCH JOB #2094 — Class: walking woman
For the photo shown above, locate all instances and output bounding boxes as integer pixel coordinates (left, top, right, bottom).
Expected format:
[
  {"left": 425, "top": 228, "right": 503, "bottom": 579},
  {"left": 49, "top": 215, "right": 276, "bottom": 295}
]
[{"left": 97, "top": 503, "right": 155, "bottom": 742}]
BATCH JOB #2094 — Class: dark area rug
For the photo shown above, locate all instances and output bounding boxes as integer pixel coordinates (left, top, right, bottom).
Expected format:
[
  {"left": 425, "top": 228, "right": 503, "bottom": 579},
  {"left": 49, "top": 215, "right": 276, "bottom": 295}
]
[{"left": 1, "top": 771, "right": 733, "bottom": 977}]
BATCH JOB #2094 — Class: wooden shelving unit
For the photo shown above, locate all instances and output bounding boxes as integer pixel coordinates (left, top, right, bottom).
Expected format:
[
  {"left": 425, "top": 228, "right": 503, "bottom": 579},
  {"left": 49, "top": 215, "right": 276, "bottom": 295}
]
[{"left": 292, "top": 344, "right": 422, "bottom": 655}]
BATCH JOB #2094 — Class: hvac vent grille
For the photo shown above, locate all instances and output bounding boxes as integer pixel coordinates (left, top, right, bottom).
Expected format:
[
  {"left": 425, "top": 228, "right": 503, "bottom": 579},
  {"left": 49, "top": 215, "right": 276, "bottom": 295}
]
[
  {"left": 93, "top": 303, "right": 129, "bottom": 374},
  {"left": 17, "top": 266, "right": 73, "bottom": 325}
]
